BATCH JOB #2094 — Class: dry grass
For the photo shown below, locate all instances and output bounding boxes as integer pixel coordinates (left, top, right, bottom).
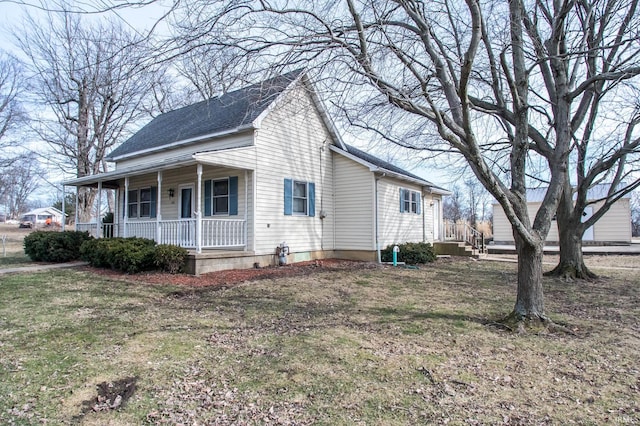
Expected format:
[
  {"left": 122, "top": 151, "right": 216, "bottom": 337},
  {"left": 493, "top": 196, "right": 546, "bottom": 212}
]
[
  {"left": 0, "top": 256, "right": 639, "bottom": 425},
  {"left": 0, "top": 223, "right": 34, "bottom": 268}
]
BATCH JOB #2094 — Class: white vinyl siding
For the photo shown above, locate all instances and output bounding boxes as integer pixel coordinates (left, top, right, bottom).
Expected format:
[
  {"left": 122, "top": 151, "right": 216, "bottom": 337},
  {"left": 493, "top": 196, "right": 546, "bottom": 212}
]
[
  {"left": 377, "top": 178, "right": 425, "bottom": 248},
  {"left": 253, "top": 83, "right": 335, "bottom": 255},
  {"left": 333, "top": 155, "right": 375, "bottom": 250},
  {"left": 492, "top": 198, "right": 632, "bottom": 243}
]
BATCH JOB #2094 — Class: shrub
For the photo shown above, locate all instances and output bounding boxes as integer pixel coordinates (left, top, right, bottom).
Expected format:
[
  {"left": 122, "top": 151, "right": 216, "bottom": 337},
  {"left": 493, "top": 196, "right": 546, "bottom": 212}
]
[
  {"left": 380, "top": 242, "right": 436, "bottom": 265},
  {"left": 79, "top": 238, "right": 114, "bottom": 268},
  {"left": 154, "top": 244, "right": 188, "bottom": 274},
  {"left": 80, "top": 237, "right": 157, "bottom": 273},
  {"left": 24, "top": 230, "right": 92, "bottom": 262}
]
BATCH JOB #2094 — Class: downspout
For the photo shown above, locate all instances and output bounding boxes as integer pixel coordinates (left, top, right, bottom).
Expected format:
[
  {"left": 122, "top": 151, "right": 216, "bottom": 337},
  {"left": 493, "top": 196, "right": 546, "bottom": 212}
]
[{"left": 374, "top": 172, "right": 386, "bottom": 263}]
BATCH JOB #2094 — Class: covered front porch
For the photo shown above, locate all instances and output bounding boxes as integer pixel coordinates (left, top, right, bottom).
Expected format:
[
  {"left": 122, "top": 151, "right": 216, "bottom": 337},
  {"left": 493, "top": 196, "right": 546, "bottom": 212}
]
[{"left": 63, "top": 148, "right": 256, "bottom": 254}]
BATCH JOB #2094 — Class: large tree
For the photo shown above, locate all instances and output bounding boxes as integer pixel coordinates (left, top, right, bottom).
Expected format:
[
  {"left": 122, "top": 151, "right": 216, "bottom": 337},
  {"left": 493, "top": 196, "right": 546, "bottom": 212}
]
[
  {"left": 0, "top": 50, "right": 26, "bottom": 169},
  {"left": 0, "top": 153, "right": 43, "bottom": 219},
  {"left": 14, "top": 11, "right": 160, "bottom": 222},
  {"left": 162, "top": 0, "right": 640, "bottom": 326}
]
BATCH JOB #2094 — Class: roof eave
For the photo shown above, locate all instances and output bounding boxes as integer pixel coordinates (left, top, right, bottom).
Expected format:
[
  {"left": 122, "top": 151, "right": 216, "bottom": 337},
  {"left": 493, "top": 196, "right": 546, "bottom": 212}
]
[{"left": 106, "top": 125, "right": 256, "bottom": 162}]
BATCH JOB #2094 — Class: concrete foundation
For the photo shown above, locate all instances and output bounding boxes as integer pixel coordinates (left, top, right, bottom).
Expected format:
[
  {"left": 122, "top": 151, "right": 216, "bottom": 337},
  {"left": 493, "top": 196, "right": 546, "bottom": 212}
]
[{"left": 185, "top": 249, "right": 345, "bottom": 275}]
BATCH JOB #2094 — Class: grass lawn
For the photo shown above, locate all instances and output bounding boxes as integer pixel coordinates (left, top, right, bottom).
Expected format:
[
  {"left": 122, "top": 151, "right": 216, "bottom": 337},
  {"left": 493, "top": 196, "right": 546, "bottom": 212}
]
[
  {"left": 0, "top": 258, "right": 638, "bottom": 424},
  {"left": 0, "top": 224, "right": 33, "bottom": 269}
]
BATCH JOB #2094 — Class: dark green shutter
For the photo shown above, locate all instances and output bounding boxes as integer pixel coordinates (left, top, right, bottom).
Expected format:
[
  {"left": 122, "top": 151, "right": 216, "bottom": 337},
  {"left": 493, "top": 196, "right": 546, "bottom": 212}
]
[
  {"left": 229, "top": 176, "right": 238, "bottom": 215},
  {"left": 399, "top": 189, "right": 404, "bottom": 213},
  {"left": 204, "top": 180, "right": 212, "bottom": 216},
  {"left": 150, "top": 187, "right": 157, "bottom": 218},
  {"left": 284, "top": 178, "right": 292, "bottom": 215},
  {"left": 308, "top": 182, "right": 315, "bottom": 217},
  {"left": 417, "top": 193, "right": 421, "bottom": 214}
]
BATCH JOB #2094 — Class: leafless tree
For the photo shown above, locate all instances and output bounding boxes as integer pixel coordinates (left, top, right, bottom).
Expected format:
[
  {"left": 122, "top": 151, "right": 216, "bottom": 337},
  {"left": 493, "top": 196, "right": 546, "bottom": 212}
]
[
  {"left": 0, "top": 51, "right": 27, "bottom": 169},
  {"left": 161, "top": 0, "right": 640, "bottom": 326},
  {"left": 0, "top": 153, "right": 43, "bottom": 219},
  {"left": 14, "top": 11, "right": 162, "bottom": 222},
  {"left": 443, "top": 186, "right": 466, "bottom": 223}
]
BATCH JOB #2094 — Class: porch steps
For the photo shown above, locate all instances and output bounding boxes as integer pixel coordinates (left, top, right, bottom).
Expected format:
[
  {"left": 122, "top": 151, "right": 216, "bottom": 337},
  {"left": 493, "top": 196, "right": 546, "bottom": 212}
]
[{"left": 433, "top": 242, "right": 486, "bottom": 259}]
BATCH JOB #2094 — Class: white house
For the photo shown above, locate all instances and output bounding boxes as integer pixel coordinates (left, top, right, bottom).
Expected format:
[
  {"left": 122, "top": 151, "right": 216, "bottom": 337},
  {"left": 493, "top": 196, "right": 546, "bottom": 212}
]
[
  {"left": 20, "top": 207, "right": 66, "bottom": 228},
  {"left": 63, "top": 70, "right": 449, "bottom": 274},
  {"left": 492, "top": 185, "right": 632, "bottom": 245}
]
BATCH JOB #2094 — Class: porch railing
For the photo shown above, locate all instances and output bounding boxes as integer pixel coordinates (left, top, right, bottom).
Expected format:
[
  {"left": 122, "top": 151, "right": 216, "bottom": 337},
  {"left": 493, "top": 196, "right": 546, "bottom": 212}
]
[
  {"left": 444, "top": 220, "right": 485, "bottom": 253},
  {"left": 76, "top": 218, "right": 246, "bottom": 249}
]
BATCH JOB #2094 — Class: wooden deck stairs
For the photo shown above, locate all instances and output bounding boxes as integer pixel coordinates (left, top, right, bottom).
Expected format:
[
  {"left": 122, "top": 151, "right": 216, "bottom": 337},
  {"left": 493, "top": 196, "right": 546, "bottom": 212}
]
[{"left": 434, "top": 221, "right": 487, "bottom": 259}]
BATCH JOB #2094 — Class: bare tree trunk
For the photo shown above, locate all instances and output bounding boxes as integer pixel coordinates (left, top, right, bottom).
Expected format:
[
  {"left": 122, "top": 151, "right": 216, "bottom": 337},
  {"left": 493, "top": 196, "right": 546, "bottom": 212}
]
[
  {"left": 511, "top": 234, "right": 546, "bottom": 321},
  {"left": 546, "top": 193, "right": 597, "bottom": 279}
]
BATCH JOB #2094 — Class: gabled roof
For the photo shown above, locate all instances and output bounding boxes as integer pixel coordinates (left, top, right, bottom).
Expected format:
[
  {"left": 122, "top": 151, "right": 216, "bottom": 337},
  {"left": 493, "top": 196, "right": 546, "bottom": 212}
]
[
  {"left": 525, "top": 183, "right": 631, "bottom": 203},
  {"left": 332, "top": 144, "right": 450, "bottom": 195},
  {"left": 107, "top": 69, "right": 305, "bottom": 161},
  {"left": 23, "top": 207, "right": 67, "bottom": 217}
]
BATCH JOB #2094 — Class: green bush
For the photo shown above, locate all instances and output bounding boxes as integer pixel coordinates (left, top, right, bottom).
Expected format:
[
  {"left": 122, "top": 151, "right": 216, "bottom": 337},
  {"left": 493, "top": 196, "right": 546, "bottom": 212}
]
[
  {"left": 79, "top": 238, "right": 114, "bottom": 268},
  {"left": 380, "top": 242, "right": 436, "bottom": 265},
  {"left": 154, "top": 244, "right": 188, "bottom": 274},
  {"left": 24, "top": 230, "right": 92, "bottom": 262},
  {"left": 80, "top": 237, "right": 157, "bottom": 273}
]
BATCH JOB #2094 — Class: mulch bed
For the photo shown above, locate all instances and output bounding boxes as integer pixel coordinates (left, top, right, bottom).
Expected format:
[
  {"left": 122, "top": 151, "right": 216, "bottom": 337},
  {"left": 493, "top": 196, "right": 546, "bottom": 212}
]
[{"left": 80, "top": 259, "right": 382, "bottom": 288}]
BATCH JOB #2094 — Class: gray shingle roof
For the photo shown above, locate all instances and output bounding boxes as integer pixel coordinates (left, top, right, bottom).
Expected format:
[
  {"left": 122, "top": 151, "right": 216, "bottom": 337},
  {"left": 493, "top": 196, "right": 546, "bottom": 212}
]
[
  {"left": 107, "top": 69, "right": 304, "bottom": 160},
  {"left": 341, "top": 144, "right": 449, "bottom": 192}
]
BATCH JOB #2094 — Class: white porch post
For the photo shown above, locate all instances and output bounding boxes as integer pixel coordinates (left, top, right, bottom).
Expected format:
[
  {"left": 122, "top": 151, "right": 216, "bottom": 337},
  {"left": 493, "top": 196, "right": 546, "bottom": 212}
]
[
  {"left": 61, "top": 185, "right": 66, "bottom": 231},
  {"left": 196, "top": 163, "right": 202, "bottom": 253},
  {"left": 244, "top": 170, "right": 248, "bottom": 249},
  {"left": 157, "top": 171, "right": 162, "bottom": 244},
  {"left": 97, "top": 181, "right": 103, "bottom": 238},
  {"left": 114, "top": 188, "right": 119, "bottom": 237},
  {"left": 74, "top": 187, "right": 79, "bottom": 230},
  {"left": 123, "top": 177, "right": 129, "bottom": 238}
]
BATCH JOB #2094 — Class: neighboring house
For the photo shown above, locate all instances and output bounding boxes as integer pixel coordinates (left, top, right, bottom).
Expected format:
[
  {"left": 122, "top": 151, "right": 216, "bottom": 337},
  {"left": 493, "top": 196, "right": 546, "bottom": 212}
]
[
  {"left": 63, "top": 70, "right": 449, "bottom": 274},
  {"left": 492, "top": 184, "right": 632, "bottom": 245},
  {"left": 19, "top": 207, "right": 66, "bottom": 228}
]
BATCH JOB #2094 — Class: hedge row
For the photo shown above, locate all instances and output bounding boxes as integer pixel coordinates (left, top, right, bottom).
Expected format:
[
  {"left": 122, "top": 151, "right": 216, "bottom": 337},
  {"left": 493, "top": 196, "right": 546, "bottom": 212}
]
[
  {"left": 23, "top": 231, "right": 92, "bottom": 263},
  {"left": 381, "top": 242, "right": 436, "bottom": 264},
  {"left": 23, "top": 231, "right": 188, "bottom": 274}
]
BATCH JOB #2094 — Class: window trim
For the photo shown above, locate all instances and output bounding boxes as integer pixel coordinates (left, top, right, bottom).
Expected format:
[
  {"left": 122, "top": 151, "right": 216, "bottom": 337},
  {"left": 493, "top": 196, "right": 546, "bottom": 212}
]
[
  {"left": 284, "top": 178, "right": 315, "bottom": 217},
  {"left": 127, "top": 187, "right": 154, "bottom": 219},
  {"left": 400, "top": 188, "right": 421, "bottom": 215}
]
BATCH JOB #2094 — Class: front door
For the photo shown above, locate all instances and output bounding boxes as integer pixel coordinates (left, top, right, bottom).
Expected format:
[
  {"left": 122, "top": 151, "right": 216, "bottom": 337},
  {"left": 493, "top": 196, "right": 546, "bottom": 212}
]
[
  {"left": 178, "top": 184, "right": 195, "bottom": 246},
  {"left": 180, "top": 185, "right": 194, "bottom": 219},
  {"left": 433, "top": 199, "right": 441, "bottom": 240}
]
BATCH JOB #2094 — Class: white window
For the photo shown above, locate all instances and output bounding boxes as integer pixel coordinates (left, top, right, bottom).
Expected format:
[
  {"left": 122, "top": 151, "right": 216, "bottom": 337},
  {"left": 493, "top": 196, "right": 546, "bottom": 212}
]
[
  {"left": 127, "top": 188, "right": 153, "bottom": 218},
  {"left": 284, "top": 178, "right": 315, "bottom": 217},
  {"left": 213, "top": 179, "right": 229, "bottom": 215},
  {"left": 293, "top": 181, "right": 308, "bottom": 215},
  {"left": 400, "top": 188, "right": 421, "bottom": 214},
  {"left": 128, "top": 190, "right": 138, "bottom": 218}
]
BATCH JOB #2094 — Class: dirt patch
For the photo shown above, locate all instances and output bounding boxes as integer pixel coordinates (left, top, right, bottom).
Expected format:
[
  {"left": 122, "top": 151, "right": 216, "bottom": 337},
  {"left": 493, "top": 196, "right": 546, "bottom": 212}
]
[
  {"left": 77, "top": 377, "right": 138, "bottom": 418},
  {"left": 80, "top": 259, "right": 384, "bottom": 288}
]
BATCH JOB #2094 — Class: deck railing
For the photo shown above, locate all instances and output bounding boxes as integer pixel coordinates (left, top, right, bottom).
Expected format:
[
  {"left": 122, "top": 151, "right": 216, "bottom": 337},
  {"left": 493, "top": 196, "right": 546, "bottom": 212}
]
[
  {"left": 76, "top": 218, "right": 246, "bottom": 249},
  {"left": 444, "top": 220, "right": 485, "bottom": 253}
]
